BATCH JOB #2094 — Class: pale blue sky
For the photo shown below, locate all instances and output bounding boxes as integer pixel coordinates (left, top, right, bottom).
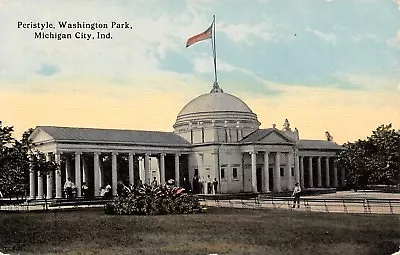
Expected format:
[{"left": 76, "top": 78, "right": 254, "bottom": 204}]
[{"left": 0, "top": 0, "right": 399, "bottom": 142}]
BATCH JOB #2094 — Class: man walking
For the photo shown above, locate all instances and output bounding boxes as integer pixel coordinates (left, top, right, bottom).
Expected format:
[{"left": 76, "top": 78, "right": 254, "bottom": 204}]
[{"left": 292, "top": 183, "right": 301, "bottom": 208}]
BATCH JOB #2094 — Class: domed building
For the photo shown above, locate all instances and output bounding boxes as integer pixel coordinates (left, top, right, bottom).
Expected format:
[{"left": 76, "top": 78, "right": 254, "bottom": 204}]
[{"left": 28, "top": 83, "right": 344, "bottom": 199}]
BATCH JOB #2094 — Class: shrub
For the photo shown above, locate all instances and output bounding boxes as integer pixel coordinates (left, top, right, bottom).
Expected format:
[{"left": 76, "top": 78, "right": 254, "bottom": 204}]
[{"left": 104, "top": 185, "right": 204, "bottom": 215}]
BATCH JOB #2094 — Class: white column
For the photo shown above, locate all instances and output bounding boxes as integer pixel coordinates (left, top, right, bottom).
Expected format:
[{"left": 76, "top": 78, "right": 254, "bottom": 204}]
[
  {"left": 175, "top": 154, "right": 180, "bottom": 187},
  {"left": 144, "top": 153, "right": 150, "bottom": 185},
  {"left": 332, "top": 158, "right": 338, "bottom": 188},
  {"left": 250, "top": 151, "right": 257, "bottom": 192},
  {"left": 274, "top": 152, "right": 281, "bottom": 192},
  {"left": 160, "top": 153, "right": 166, "bottom": 185},
  {"left": 263, "top": 151, "right": 270, "bottom": 192},
  {"left": 46, "top": 153, "right": 53, "bottom": 199},
  {"left": 99, "top": 154, "right": 103, "bottom": 188},
  {"left": 325, "top": 157, "right": 330, "bottom": 187},
  {"left": 37, "top": 171, "right": 43, "bottom": 199},
  {"left": 299, "top": 156, "right": 305, "bottom": 189},
  {"left": 138, "top": 157, "right": 143, "bottom": 183},
  {"left": 82, "top": 155, "right": 88, "bottom": 184},
  {"left": 128, "top": 152, "right": 134, "bottom": 186},
  {"left": 285, "top": 152, "right": 292, "bottom": 190},
  {"left": 75, "top": 152, "right": 82, "bottom": 197},
  {"left": 308, "top": 156, "right": 313, "bottom": 188},
  {"left": 112, "top": 152, "right": 118, "bottom": 196},
  {"left": 238, "top": 129, "right": 243, "bottom": 141},
  {"left": 294, "top": 151, "right": 300, "bottom": 185},
  {"left": 55, "top": 152, "right": 62, "bottom": 198},
  {"left": 93, "top": 152, "right": 100, "bottom": 196},
  {"left": 29, "top": 156, "right": 36, "bottom": 199},
  {"left": 317, "top": 156, "right": 322, "bottom": 188},
  {"left": 65, "top": 155, "right": 71, "bottom": 182}
]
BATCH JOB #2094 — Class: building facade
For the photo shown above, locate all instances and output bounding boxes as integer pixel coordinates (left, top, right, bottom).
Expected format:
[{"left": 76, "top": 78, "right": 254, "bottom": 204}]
[{"left": 28, "top": 84, "right": 344, "bottom": 199}]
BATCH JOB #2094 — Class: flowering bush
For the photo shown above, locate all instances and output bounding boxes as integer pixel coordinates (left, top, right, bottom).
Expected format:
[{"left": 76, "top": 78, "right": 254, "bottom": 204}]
[{"left": 104, "top": 185, "right": 205, "bottom": 215}]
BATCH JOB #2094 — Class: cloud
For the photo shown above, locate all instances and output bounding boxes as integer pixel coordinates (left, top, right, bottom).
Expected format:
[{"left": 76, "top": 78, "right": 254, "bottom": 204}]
[
  {"left": 192, "top": 55, "right": 281, "bottom": 95},
  {"left": 352, "top": 33, "right": 381, "bottom": 43},
  {"left": 306, "top": 27, "right": 337, "bottom": 45},
  {"left": 0, "top": 1, "right": 214, "bottom": 86},
  {"left": 219, "top": 22, "right": 276, "bottom": 46},
  {"left": 387, "top": 30, "right": 400, "bottom": 48},
  {"left": 395, "top": 0, "right": 400, "bottom": 10},
  {"left": 335, "top": 72, "right": 400, "bottom": 91}
]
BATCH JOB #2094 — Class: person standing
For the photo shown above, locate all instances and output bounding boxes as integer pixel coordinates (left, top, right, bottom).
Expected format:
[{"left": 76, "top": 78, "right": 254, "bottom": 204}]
[
  {"left": 192, "top": 175, "right": 199, "bottom": 194},
  {"left": 292, "top": 183, "right": 301, "bottom": 208},
  {"left": 64, "top": 178, "right": 74, "bottom": 199},
  {"left": 212, "top": 178, "right": 219, "bottom": 194},
  {"left": 82, "top": 182, "right": 90, "bottom": 200},
  {"left": 183, "top": 177, "right": 192, "bottom": 193},
  {"left": 151, "top": 177, "right": 158, "bottom": 187}
]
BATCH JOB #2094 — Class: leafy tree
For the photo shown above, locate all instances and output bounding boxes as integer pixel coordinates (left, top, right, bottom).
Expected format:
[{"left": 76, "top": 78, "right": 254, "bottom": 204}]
[
  {"left": 338, "top": 124, "right": 400, "bottom": 189},
  {"left": 0, "top": 122, "right": 58, "bottom": 197}
]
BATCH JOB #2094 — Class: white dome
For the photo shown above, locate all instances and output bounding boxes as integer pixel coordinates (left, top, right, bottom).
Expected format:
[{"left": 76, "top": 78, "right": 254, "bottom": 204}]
[
  {"left": 177, "top": 92, "right": 253, "bottom": 116},
  {"left": 174, "top": 90, "right": 260, "bottom": 130}
]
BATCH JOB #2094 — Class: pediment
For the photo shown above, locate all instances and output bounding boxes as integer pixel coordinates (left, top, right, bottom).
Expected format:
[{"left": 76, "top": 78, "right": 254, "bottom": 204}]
[
  {"left": 255, "top": 130, "right": 294, "bottom": 144},
  {"left": 29, "top": 128, "right": 54, "bottom": 144}
]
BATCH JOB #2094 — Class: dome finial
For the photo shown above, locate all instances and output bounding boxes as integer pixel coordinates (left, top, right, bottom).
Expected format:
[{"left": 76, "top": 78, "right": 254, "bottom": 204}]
[{"left": 210, "top": 81, "right": 223, "bottom": 93}]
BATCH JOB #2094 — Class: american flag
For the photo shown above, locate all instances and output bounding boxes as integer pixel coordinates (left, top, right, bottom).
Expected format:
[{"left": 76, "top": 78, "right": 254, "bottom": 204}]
[{"left": 186, "top": 22, "right": 213, "bottom": 48}]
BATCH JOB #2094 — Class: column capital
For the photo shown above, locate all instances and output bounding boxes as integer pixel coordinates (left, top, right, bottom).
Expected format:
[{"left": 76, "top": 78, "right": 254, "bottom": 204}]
[
  {"left": 112, "top": 151, "right": 118, "bottom": 156},
  {"left": 93, "top": 151, "right": 101, "bottom": 156},
  {"left": 128, "top": 152, "right": 135, "bottom": 156},
  {"left": 175, "top": 153, "right": 181, "bottom": 157},
  {"left": 249, "top": 151, "right": 257, "bottom": 155},
  {"left": 160, "top": 153, "right": 166, "bottom": 157}
]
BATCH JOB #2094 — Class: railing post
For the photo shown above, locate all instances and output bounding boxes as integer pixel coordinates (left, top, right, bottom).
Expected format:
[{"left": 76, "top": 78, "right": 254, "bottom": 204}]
[
  {"left": 389, "top": 200, "right": 393, "bottom": 215},
  {"left": 343, "top": 199, "right": 347, "bottom": 213}
]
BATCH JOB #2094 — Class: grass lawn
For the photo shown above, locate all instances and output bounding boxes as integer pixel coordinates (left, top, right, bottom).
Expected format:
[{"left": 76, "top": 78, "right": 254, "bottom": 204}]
[{"left": 0, "top": 207, "right": 399, "bottom": 255}]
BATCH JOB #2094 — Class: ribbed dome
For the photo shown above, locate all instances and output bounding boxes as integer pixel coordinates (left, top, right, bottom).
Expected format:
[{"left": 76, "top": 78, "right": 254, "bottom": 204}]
[
  {"left": 174, "top": 90, "right": 260, "bottom": 131},
  {"left": 177, "top": 92, "right": 253, "bottom": 117}
]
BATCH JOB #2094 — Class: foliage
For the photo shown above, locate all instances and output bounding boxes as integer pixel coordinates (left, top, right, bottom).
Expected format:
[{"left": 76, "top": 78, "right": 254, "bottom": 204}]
[
  {"left": 0, "top": 122, "right": 58, "bottom": 197},
  {"left": 104, "top": 184, "right": 204, "bottom": 215},
  {"left": 337, "top": 124, "right": 400, "bottom": 188}
]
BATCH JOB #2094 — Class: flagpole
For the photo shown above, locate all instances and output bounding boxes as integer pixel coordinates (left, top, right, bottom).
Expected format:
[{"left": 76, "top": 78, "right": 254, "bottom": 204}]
[{"left": 213, "top": 15, "right": 218, "bottom": 84}]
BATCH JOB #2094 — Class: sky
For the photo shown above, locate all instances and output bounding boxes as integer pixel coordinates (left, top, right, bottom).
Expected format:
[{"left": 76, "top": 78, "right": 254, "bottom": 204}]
[{"left": 0, "top": 0, "right": 399, "bottom": 144}]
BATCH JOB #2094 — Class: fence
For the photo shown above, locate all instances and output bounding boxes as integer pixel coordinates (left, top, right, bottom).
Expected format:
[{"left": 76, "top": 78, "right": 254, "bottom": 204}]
[
  {"left": 0, "top": 197, "right": 112, "bottom": 212},
  {"left": 197, "top": 195, "right": 400, "bottom": 215},
  {"left": 1, "top": 195, "right": 400, "bottom": 215}
]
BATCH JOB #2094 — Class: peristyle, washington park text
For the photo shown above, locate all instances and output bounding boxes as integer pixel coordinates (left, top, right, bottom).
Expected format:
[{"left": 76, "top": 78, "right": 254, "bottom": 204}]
[{"left": 17, "top": 21, "right": 133, "bottom": 41}]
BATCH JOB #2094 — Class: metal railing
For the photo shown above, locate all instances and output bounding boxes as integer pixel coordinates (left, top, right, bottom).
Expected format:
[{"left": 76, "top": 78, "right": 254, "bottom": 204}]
[{"left": 197, "top": 195, "right": 400, "bottom": 215}]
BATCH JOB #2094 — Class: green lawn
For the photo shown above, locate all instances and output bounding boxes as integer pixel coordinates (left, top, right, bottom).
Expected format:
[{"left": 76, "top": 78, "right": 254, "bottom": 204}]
[{"left": 0, "top": 207, "right": 399, "bottom": 255}]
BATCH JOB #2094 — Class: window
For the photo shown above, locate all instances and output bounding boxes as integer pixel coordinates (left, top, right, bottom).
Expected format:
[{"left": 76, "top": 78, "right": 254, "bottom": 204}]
[
  {"left": 291, "top": 167, "right": 294, "bottom": 176},
  {"left": 190, "top": 129, "right": 193, "bottom": 143},
  {"left": 201, "top": 127, "right": 205, "bottom": 143},
  {"left": 221, "top": 168, "right": 225, "bottom": 179},
  {"left": 280, "top": 167, "right": 284, "bottom": 176},
  {"left": 232, "top": 167, "right": 238, "bottom": 179}
]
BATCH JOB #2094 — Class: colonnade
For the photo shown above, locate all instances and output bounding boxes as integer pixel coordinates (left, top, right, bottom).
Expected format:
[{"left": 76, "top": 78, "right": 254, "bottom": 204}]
[
  {"left": 29, "top": 151, "right": 182, "bottom": 199},
  {"left": 301, "top": 155, "right": 345, "bottom": 189},
  {"left": 248, "top": 151, "right": 344, "bottom": 193}
]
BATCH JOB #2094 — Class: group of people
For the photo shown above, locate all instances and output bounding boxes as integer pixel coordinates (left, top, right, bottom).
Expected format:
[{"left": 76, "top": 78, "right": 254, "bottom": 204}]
[
  {"left": 60, "top": 177, "right": 302, "bottom": 206},
  {"left": 192, "top": 175, "right": 219, "bottom": 194}
]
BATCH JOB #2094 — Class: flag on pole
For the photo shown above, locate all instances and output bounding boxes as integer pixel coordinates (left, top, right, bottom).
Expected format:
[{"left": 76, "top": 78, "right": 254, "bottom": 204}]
[{"left": 186, "top": 22, "right": 213, "bottom": 48}]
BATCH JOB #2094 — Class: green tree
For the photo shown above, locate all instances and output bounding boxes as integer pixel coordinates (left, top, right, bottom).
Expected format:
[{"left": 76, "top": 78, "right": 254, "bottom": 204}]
[
  {"left": 0, "top": 122, "right": 58, "bottom": 197},
  {"left": 338, "top": 124, "right": 400, "bottom": 189}
]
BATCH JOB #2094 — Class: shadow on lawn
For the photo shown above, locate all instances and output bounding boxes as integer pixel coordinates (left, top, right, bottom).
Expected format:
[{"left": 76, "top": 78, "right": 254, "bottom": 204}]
[{"left": 0, "top": 207, "right": 399, "bottom": 255}]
